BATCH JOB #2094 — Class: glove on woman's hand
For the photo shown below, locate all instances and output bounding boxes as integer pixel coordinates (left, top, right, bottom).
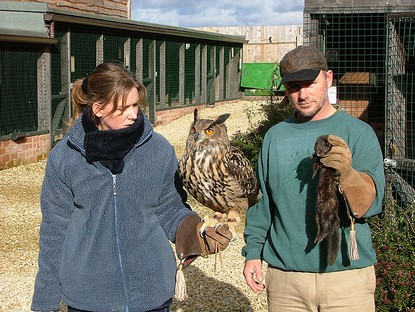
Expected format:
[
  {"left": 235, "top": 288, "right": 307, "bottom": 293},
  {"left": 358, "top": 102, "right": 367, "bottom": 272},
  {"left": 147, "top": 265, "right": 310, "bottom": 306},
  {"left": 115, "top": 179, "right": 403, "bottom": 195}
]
[
  {"left": 175, "top": 215, "right": 232, "bottom": 267},
  {"left": 198, "top": 222, "right": 232, "bottom": 254}
]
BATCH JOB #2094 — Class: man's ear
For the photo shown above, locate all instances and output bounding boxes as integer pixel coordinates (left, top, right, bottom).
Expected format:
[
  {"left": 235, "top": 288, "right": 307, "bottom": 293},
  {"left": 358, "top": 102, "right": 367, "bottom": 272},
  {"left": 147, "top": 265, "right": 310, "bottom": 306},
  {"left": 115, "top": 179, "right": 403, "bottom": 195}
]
[
  {"left": 92, "top": 102, "right": 102, "bottom": 117},
  {"left": 326, "top": 70, "right": 334, "bottom": 88}
]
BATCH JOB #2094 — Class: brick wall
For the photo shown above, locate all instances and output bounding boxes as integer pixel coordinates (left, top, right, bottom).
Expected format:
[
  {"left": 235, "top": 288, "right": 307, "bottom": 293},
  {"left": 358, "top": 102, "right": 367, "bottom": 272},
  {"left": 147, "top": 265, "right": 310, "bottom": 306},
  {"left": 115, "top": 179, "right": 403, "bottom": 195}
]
[
  {"left": 11, "top": 0, "right": 130, "bottom": 19},
  {"left": 153, "top": 102, "right": 231, "bottom": 126},
  {"left": 0, "top": 134, "right": 49, "bottom": 170}
]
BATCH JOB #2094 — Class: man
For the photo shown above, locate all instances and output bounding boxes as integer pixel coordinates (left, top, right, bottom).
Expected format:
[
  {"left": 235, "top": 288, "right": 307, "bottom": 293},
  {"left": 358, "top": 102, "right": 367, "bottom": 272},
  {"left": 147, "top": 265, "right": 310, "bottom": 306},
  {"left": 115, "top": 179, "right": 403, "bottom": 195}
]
[{"left": 242, "top": 46, "right": 385, "bottom": 311}]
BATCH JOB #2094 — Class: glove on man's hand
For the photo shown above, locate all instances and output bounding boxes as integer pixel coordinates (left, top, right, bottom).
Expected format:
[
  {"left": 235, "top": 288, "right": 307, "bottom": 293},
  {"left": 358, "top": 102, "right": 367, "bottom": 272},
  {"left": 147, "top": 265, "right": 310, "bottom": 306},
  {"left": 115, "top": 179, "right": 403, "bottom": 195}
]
[
  {"left": 317, "top": 135, "right": 376, "bottom": 218},
  {"left": 176, "top": 215, "right": 232, "bottom": 268},
  {"left": 318, "top": 135, "right": 352, "bottom": 184}
]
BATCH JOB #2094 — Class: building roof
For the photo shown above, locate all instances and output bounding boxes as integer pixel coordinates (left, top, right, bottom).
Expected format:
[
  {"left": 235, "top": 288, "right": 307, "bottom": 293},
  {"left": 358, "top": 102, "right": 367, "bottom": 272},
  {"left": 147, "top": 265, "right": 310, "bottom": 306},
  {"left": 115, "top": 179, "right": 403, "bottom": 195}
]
[{"left": 0, "top": 1, "right": 247, "bottom": 45}]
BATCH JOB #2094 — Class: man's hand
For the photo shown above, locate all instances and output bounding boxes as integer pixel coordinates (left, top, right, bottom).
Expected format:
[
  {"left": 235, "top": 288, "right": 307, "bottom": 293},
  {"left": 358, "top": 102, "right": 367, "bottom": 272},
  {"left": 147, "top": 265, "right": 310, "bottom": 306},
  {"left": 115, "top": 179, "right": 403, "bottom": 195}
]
[
  {"left": 316, "top": 135, "right": 376, "bottom": 218},
  {"left": 243, "top": 259, "right": 265, "bottom": 292},
  {"left": 318, "top": 135, "right": 352, "bottom": 184}
]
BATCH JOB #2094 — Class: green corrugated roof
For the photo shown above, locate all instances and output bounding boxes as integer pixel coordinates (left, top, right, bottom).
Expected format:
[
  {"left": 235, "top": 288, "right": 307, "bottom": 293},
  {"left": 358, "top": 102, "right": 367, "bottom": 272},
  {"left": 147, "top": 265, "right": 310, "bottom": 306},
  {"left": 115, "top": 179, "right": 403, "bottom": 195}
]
[
  {"left": 0, "top": 2, "right": 50, "bottom": 40},
  {"left": 241, "top": 62, "right": 283, "bottom": 91}
]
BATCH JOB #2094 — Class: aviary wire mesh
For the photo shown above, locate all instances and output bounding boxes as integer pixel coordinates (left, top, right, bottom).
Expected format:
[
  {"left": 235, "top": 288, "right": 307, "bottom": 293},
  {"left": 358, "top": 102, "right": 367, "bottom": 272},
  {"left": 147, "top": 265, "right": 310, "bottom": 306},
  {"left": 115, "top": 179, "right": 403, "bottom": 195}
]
[
  {"left": 0, "top": 29, "right": 242, "bottom": 146},
  {"left": 304, "top": 10, "right": 386, "bottom": 137},
  {"left": 385, "top": 15, "right": 415, "bottom": 206},
  {"left": 303, "top": 9, "right": 415, "bottom": 206},
  {"left": 0, "top": 47, "right": 41, "bottom": 136}
]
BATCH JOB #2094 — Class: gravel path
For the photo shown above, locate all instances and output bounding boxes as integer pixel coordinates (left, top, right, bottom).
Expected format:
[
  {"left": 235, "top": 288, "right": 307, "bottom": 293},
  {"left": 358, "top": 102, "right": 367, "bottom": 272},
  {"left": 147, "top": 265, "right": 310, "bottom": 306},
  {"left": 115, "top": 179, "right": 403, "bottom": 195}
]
[{"left": 0, "top": 99, "right": 269, "bottom": 312}]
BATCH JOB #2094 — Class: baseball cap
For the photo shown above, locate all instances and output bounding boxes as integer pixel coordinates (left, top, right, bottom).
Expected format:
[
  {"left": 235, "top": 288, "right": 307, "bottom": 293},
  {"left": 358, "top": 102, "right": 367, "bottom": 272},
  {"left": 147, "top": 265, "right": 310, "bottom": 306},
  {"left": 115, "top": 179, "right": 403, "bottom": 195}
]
[{"left": 279, "top": 46, "right": 328, "bottom": 85}]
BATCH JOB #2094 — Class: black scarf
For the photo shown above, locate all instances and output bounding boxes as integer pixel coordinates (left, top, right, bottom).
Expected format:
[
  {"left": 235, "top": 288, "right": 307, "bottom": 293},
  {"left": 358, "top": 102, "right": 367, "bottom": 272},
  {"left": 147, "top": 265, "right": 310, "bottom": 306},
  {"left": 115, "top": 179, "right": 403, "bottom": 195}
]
[{"left": 82, "top": 111, "right": 145, "bottom": 174}]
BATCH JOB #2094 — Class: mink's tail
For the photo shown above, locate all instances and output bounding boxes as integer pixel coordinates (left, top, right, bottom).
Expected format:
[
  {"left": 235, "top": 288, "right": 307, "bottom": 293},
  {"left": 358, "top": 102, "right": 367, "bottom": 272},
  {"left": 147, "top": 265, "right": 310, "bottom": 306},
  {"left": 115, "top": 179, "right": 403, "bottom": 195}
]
[{"left": 326, "top": 227, "right": 340, "bottom": 265}]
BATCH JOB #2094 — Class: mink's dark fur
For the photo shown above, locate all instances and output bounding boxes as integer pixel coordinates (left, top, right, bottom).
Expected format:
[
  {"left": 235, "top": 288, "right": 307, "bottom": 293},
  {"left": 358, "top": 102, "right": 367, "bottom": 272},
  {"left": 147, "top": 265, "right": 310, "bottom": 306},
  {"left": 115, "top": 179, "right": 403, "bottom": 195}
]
[{"left": 313, "top": 135, "right": 340, "bottom": 265}]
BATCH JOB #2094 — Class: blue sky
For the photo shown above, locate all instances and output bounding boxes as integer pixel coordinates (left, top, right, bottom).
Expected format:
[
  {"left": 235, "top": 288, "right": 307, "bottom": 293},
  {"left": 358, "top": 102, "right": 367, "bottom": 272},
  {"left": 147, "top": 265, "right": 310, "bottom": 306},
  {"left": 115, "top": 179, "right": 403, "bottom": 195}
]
[{"left": 131, "top": 0, "right": 304, "bottom": 28}]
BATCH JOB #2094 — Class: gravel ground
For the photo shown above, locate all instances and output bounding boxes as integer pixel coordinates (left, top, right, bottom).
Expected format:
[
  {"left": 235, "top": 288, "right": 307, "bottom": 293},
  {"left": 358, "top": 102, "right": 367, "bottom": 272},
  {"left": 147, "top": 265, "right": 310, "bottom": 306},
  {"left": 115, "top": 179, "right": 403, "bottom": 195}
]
[{"left": 0, "top": 99, "right": 269, "bottom": 312}]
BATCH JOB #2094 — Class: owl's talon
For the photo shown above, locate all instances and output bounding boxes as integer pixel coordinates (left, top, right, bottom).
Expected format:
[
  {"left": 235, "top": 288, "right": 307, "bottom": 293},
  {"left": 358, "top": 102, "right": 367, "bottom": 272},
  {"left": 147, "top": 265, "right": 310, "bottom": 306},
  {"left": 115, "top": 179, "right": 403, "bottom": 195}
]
[
  {"left": 225, "top": 221, "right": 239, "bottom": 241},
  {"left": 213, "top": 212, "right": 227, "bottom": 222},
  {"left": 200, "top": 213, "right": 242, "bottom": 240},
  {"left": 200, "top": 216, "right": 220, "bottom": 236}
]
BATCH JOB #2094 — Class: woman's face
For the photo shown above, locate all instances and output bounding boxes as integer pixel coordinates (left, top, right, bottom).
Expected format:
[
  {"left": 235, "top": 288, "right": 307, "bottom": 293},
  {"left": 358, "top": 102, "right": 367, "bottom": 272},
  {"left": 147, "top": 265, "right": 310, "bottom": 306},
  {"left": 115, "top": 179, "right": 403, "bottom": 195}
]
[{"left": 93, "top": 88, "right": 140, "bottom": 131}]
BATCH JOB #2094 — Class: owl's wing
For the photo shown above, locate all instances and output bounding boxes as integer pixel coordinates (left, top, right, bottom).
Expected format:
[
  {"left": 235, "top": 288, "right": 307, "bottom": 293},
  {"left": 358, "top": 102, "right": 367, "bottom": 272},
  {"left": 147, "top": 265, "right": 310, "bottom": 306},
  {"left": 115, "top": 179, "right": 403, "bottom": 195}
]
[{"left": 228, "top": 145, "right": 259, "bottom": 206}]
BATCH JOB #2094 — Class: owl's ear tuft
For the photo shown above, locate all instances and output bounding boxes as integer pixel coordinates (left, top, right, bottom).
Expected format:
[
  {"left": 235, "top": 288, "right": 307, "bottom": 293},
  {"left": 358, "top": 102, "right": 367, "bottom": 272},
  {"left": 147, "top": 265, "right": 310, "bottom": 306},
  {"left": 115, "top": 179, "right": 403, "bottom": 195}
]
[
  {"left": 211, "top": 114, "right": 230, "bottom": 127},
  {"left": 193, "top": 109, "right": 199, "bottom": 122}
]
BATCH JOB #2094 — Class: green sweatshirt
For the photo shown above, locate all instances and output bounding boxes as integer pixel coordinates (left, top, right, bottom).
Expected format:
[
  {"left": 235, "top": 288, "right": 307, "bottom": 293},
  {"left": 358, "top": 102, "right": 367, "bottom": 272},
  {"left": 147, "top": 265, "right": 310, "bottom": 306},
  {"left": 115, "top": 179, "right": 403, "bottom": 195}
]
[{"left": 242, "top": 109, "right": 385, "bottom": 272}]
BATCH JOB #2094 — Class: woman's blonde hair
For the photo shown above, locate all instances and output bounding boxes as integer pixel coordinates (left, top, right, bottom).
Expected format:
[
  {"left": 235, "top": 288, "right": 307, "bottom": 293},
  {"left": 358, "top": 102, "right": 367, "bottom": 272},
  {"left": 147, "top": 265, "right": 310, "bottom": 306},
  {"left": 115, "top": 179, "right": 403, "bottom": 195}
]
[{"left": 71, "top": 62, "right": 147, "bottom": 126}]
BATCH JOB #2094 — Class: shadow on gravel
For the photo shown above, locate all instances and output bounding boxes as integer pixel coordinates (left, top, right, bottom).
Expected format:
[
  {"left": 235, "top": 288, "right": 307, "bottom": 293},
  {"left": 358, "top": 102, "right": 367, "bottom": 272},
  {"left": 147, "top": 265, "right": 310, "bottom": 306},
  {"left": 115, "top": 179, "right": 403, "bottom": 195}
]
[{"left": 172, "top": 265, "right": 255, "bottom": 312}]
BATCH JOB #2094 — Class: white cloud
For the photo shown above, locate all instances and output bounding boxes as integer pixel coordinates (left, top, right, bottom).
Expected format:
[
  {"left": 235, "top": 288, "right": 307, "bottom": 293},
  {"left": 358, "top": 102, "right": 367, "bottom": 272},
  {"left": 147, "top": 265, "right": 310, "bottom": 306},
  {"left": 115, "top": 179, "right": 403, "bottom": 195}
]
[
  {"left": 132, "top": 8, "right": 181, "bottom": 26},
  {"left": 131, "top": 0, "right": 304, "bottom": 27}
]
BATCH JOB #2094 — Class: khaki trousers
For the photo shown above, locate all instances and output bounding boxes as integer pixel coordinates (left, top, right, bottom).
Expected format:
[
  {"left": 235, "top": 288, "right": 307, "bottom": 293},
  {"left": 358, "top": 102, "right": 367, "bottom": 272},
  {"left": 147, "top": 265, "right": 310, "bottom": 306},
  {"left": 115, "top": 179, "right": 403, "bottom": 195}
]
[{"left": 266, "top": 265, "right": 376, "bottom": 312}]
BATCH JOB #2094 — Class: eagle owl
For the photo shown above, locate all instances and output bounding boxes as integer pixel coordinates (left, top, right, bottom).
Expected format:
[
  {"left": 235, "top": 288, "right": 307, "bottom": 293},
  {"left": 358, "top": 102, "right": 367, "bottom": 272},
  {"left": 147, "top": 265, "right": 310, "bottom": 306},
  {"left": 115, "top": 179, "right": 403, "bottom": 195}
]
[{"left": 179, "top": 109, "right": 259, "bottom": 238}]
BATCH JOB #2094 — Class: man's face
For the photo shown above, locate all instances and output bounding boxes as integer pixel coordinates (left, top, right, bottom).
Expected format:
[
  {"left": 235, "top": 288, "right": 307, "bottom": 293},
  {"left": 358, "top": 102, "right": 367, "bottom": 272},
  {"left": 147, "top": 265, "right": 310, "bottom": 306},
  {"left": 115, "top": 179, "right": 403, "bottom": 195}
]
[{"left": 284, "top": 70, "right": 333, "bottom": 121}]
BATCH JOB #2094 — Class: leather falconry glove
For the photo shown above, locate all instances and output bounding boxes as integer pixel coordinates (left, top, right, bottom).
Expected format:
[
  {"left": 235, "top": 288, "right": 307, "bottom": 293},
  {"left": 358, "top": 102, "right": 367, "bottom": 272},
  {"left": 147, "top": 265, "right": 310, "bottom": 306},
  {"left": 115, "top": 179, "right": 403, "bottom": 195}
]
[
  {"left": 175, "top": 214, "right": 233, "bottom": 268},
  {"left": 318, "top": 135, "right": 376, "bottom": 218}
]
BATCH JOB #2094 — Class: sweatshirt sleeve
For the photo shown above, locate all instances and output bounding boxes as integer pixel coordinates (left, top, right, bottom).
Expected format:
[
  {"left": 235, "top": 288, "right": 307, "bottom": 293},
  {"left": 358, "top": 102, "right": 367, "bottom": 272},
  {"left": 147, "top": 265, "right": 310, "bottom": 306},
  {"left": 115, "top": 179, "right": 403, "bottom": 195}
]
[
  {"left": 349, "top": 124, "right": 385, "bottom": 218},
  {"left": 31, "top": 158, "right": 73, "bottom": 311},
  {"left": 155, "top": 144, "right": 196, "bottom": 242},
  {"left": 242, "top": 137, "right": 273, "bottom": 261}
]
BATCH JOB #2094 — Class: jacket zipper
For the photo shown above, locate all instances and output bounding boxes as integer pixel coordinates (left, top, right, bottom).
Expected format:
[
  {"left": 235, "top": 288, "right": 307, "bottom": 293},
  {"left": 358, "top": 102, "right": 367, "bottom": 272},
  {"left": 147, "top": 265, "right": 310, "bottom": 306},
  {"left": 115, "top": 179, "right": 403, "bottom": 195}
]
[{"left": 112, "top": 174, "right": 130, "bottom": 312}]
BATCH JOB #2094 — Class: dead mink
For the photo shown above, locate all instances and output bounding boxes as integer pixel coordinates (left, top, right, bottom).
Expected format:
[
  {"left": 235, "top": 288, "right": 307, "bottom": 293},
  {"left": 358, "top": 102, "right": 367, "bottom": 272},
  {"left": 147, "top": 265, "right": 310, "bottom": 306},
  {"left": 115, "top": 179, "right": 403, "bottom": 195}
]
[{"left": 312, "top": 135, "right": 340, "bottom": 265}]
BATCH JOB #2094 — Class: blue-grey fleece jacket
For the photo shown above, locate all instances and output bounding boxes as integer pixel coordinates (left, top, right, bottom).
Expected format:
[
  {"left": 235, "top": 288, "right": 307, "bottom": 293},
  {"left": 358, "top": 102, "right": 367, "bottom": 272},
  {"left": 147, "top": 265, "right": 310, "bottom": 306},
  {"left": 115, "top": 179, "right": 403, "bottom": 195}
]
[{"left": 31, "top": 114, "right": 196, "bottom": 312}]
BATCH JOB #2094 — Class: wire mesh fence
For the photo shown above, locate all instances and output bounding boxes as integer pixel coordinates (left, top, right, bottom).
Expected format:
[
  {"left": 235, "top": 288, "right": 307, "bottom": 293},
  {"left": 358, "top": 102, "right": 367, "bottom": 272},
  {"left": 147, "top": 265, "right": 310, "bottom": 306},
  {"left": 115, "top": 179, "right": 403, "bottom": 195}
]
[
  {"left": 0, "top": 25, "right": 243, "bottom": 148},
  {"left": 385, "top": 14, "right": 415, "bottom": 206},
  {"left": 303, "top": 8, "right": 415, "bottom": 205},
  {"left": 0, "top": 46, "right": 42, "bottom": 136},
  {"left": 304, "top": 10, "right": 386, "bottom": 140}
]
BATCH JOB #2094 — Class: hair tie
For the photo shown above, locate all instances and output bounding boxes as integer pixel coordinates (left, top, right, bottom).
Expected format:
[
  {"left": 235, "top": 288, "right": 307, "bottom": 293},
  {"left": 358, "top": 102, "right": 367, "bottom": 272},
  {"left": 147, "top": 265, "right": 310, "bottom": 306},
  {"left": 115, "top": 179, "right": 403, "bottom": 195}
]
[{"left": 82, "top": 77, "right": 89, "bottom": 93}]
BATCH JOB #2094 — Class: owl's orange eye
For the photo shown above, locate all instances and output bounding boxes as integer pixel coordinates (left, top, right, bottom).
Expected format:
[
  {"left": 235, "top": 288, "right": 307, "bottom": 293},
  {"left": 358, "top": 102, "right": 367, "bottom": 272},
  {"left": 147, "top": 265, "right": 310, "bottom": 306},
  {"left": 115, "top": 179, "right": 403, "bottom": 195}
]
[{"left": 205, "top": 128, "right": 214, "bottom": 135}]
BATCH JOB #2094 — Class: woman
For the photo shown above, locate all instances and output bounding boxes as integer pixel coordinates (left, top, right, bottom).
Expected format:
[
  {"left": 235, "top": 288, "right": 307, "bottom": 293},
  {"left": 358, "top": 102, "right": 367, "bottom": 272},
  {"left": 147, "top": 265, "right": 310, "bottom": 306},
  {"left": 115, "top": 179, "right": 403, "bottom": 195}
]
[{"left": 32, "top": 63, "right": 231, "bottom": 312}]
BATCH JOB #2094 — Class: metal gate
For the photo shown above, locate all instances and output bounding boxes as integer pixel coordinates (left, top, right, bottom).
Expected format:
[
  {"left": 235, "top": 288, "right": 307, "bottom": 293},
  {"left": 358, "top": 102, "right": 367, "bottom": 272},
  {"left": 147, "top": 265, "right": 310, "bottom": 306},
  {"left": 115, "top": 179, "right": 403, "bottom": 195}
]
[{"left": 384, "top": 13, "right": 415, "bottom": 206}]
